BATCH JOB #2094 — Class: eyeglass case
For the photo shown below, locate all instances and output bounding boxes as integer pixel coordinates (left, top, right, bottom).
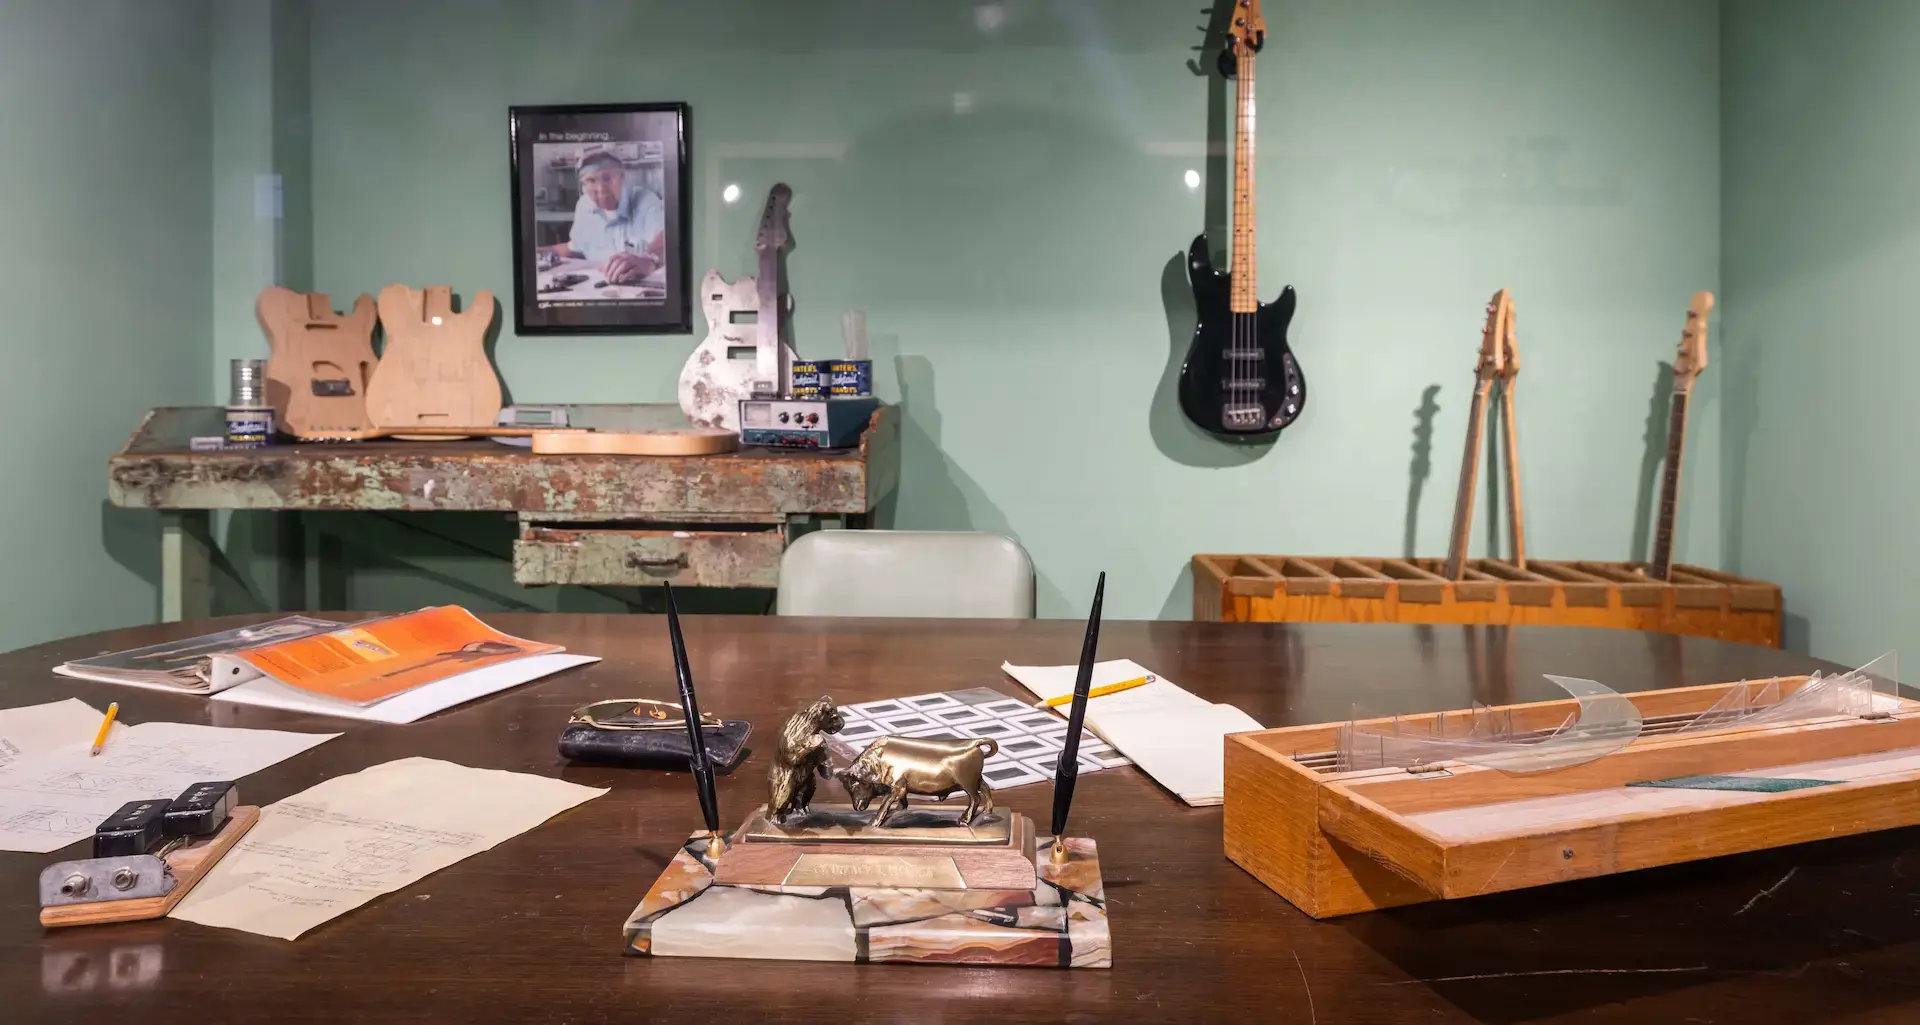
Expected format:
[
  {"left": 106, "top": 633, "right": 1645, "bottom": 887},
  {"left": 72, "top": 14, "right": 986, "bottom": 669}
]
[{"left": 558, "top": 719, "right": 753, "bottom": 773}]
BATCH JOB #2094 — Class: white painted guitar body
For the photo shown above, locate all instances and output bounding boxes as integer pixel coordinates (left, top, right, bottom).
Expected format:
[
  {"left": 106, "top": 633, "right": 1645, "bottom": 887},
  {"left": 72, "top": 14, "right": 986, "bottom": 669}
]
[{"left": 677, "top": 269, "right": 796, "bottom": 431}]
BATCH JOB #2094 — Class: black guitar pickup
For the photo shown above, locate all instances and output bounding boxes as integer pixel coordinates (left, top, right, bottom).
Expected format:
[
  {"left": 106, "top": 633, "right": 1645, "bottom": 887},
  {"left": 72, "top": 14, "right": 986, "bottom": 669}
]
[
  {"left": 310, "top": 379, "right": 356, "bottom": 396},
  {"left": 93, "top": 800, "right": 169, "bottom": 858},
  {"left": 163, "top": 781, "right": 238, "bottom": 838}
]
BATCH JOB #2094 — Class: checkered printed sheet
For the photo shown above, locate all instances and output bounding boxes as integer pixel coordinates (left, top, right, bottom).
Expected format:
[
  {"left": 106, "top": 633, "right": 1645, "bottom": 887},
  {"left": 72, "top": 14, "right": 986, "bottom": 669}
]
[{"left": 830, "top": 686, "right": 1131, "bottom": 790}]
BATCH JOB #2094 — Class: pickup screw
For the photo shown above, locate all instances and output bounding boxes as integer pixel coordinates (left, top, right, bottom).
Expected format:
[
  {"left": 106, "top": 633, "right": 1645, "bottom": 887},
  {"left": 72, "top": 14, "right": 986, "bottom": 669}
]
[
  {"left": 60, "top": 874, "right": 90, "bottom": 898},
  {"left": 1561, "top": 849, "right": 1574, "bottom": 860},
  {"left": 110, "top": 867, "right": 139, "bottom": 891}
]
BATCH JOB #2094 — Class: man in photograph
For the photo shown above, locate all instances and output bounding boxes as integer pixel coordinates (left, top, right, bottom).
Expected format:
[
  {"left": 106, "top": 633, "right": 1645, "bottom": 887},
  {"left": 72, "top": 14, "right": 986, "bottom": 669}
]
[{"left": 542, "top": 149, "right": 665, "bottom": 285}]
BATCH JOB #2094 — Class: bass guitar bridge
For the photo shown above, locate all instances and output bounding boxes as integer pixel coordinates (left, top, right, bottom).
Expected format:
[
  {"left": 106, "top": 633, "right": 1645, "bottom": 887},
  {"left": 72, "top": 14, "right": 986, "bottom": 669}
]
[{"left": 1222, "top": 405, "right": 1267, "bottom": 430}]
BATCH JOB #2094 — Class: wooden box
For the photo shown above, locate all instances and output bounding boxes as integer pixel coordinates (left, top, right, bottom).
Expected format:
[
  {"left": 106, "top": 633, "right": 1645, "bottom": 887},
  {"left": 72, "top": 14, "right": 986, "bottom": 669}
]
[
  {"left": 1223, "top": 678, "right": 1920, "bottom": 918},
  {"left": 1192, "top": 555, "right": 1782, "bottom": 647}
]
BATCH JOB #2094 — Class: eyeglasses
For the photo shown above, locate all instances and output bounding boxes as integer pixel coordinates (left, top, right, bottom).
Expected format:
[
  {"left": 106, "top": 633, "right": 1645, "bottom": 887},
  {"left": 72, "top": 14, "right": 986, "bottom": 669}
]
[{"left": 568, "top": 699, "right": 722, "bottom": 732}]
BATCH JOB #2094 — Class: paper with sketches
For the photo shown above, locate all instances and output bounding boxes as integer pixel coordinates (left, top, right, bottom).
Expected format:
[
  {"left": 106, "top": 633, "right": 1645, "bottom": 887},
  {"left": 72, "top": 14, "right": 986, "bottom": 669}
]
[
  {"left": 0, "top": 699, "right": 126, "bottom": 769},
  {"left": 0, "top": 721, "right": 338, "bottom": 853},
  {"left": 171, "top": 757, "right": 607, "bottom": 940},
  {"left": 1000, "top": 659, "right": 1262, "bottom": 807}
]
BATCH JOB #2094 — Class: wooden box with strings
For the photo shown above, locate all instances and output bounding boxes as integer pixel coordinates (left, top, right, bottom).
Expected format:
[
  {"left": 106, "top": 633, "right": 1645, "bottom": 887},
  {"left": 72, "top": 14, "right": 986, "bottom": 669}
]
[
  {"left": 1223, "top": 674, "right": 1920, "bottom": 918},
  {"left": 1192, "top": 291, "right": 1780, "bottom": 645},
  {"left": 1190, "top": 555, "right": 1782, "bottom": 646}
]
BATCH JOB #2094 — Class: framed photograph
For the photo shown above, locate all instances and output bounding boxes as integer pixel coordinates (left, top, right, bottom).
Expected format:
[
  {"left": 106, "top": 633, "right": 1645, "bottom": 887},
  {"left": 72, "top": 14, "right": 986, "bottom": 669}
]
[{"left": 508, "top": 103, "right": 691, "bottom": 334}]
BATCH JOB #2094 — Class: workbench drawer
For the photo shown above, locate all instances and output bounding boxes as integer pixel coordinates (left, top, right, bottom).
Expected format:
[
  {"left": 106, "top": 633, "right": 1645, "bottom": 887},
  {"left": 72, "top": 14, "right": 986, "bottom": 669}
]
[{"left": 512, "top": 526, "right": 784, "bottom": 588}]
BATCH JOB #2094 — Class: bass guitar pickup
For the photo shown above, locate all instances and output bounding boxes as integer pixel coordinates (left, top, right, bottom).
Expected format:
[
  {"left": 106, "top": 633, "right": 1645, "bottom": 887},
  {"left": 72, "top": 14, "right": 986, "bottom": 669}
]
[{"left": 38, "top": 781, "right": 259, "bottom": 929}]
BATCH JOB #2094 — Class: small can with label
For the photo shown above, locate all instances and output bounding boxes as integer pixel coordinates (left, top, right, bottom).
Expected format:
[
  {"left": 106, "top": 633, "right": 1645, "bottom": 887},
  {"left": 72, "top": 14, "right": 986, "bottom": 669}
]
[
  {"left": 225, "top": 358, "right": 274, "bottom": 448},
  {"left": 790, "top": 360, "right": 825, "bottom": 399},
  {"left": 828, "top": 360, "right": 872, "bottom": 397}
]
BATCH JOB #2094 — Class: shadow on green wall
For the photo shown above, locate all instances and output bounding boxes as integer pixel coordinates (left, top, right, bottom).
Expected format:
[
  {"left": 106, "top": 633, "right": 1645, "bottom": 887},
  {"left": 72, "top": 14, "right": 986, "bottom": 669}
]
[
  {"left": 891, "top": 353, "right": 1069, "bottom": 617},
  {"left": 1628, "top": 361, "right": 1674, "bottom": 563},
  {"left": 1717, "top": 327, "right": 1762, "bottom": 577},
  {"left": 1403, "top": 384, "right": 1441, "bottom": 558}
]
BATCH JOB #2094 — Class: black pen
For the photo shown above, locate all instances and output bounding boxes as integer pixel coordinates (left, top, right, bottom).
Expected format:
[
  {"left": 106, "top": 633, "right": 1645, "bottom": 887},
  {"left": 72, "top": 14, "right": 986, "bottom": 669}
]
[
  {"left": 665, "top": 583, "right": 724, "bottom": 857},
  {"left": 1050, "top": 571, "right": 1105, "bottom": 863}
]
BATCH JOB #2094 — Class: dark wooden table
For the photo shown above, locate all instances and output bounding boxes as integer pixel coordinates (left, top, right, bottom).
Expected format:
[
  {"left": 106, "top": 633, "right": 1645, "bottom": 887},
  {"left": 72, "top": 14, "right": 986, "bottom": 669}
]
[{"left": 3, "top": 617, "right": 1914, "bottom": 1024}]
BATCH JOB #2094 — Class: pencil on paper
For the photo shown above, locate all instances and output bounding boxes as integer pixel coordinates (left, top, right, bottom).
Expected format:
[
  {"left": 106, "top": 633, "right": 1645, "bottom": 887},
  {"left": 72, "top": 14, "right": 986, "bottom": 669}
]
[
  {"left": 1033, "top": 675, "right": 1153, "bottom": 709},
  {"left": 90, "top": 702, "right": 119, "bottom": 756}
]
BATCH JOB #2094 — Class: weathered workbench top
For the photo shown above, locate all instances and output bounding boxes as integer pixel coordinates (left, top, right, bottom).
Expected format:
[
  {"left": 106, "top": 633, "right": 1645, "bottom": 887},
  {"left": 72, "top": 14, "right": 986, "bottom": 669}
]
[
  {"left": 108, "top": 405, "right": 900, "bottom": 618},
  {"left": 109, "top": 404, "right": 899, "bottom": 517}
]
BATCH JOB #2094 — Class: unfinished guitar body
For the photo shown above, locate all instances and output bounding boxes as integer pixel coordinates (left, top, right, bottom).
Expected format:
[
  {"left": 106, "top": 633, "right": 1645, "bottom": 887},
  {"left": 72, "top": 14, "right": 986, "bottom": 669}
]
[
  {"left": 677, "top": 270, "right": 797, "bottom": 432},
  {"left": 365, "top": 285, "right": 503, "bottom": 438},
  {"left": 258, "top": 287, "right": 379, "bottom": 438}
]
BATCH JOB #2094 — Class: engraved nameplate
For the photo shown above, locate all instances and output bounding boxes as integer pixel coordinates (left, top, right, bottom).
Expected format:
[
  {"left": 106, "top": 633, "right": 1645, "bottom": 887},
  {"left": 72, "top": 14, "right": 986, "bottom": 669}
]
[{"left": 783, "top": 854, "right": 965, "bottom": 889}]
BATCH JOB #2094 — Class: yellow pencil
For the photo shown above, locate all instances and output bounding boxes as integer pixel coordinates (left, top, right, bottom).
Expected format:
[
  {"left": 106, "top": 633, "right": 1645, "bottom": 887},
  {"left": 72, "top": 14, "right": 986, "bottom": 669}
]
[
  {"left": 1033, "top": 675, "right": 1154, "bottom": 709},
  {"left": 89, "top": 702, "right": 119, "bottom": 756}
]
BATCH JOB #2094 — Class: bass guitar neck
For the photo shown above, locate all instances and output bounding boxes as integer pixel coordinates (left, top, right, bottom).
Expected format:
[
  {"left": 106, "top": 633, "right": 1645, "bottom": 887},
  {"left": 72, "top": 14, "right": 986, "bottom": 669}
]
[{"left": 1648, "top": 392, "right": 1690, "bottom": 580}]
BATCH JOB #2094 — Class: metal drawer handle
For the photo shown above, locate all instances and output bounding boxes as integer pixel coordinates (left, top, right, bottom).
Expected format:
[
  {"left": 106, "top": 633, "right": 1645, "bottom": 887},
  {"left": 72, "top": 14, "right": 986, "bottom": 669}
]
[{"left": 629, "top": 554, "right": 689, "bottom": 576}]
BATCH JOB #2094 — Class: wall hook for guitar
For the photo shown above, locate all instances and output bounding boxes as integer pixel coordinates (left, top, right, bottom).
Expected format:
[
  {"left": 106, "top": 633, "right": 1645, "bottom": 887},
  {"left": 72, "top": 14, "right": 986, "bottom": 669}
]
[
  {"left": 1443, "top": 289, "right": 1525, "bottom": 580},
  {"left": 1178, "top": 0, "right": 1306, "bottom": 440}
]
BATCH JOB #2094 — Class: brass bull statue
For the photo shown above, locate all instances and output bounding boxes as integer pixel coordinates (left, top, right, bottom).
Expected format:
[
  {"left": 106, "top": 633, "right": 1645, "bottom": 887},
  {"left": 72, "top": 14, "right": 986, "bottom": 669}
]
[{"left": 835, "top": 735, "right": 999, "bottom": 827}]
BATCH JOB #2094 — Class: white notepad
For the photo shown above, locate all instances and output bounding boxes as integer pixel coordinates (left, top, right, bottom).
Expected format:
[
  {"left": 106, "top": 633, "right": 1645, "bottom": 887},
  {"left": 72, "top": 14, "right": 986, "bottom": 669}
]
[{"left": 1000, "top": 658, "right": 1262, "bottom": 806}]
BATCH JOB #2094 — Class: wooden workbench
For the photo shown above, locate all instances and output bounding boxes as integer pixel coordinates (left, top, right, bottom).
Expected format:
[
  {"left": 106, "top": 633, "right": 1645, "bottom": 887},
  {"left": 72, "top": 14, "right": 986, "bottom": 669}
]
[
  {"left": 3, "top": 616, "right": 1906, "bottom": 1025},
  {"left": 108, "top": 405, "right": 899, "bottom": 620}
]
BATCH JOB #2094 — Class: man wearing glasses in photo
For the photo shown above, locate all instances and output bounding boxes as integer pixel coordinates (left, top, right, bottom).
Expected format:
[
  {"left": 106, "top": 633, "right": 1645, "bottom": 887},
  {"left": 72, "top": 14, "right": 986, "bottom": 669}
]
[{"left": 542, "top": 149, "right": 666, "bottom": 285}]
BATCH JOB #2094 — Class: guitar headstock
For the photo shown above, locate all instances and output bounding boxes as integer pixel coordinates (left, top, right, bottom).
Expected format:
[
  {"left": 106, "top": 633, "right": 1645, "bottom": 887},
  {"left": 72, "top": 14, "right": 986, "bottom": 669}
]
[
  {"left": 1475, "top": 289, "right": 1511, "bottom": 382},
  {"left": 1673, "top": 291, "right": 1713, "bottom": 392},
  {"left": 754, "top": 183, "right": 793, "bottom": 253},
  {"left": 1229, "top": 0, "right": 1266, "bottom": 56}
]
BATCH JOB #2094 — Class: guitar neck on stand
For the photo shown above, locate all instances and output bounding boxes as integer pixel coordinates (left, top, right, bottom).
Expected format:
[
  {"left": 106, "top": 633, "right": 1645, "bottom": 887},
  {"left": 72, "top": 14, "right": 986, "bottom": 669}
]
[{"left": 1649, "top": 291, "right": 1714, "bottom": 580}]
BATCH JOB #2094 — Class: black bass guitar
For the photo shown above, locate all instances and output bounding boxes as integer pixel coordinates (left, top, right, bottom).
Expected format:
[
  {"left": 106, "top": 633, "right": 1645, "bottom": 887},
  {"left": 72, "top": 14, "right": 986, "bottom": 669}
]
[{"left": 1178, "top": 0, "right": 1306, "bottom": 438}]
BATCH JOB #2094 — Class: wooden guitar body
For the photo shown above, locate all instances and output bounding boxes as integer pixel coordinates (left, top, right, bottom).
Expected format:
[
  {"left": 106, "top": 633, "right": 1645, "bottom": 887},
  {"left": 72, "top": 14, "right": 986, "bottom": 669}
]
[
  {"left": 364, "top": 285, "right": 503, "bottom": 438},
  {"left": 677, "top": 269, "right": 796, "bottom": 432},
  {"left": 1178, "top": 235, "right": 1305, "bottom": 437},
  {"left": 258, "top": 287, "right": 378, "bottom": 438}
]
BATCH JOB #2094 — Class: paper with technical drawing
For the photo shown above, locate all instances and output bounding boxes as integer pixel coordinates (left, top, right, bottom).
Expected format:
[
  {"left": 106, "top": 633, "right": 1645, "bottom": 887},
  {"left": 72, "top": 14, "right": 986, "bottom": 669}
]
[
  {"left": 0, "top": 699, "right": 125, "bottom": 769},
  {"left": 170, "top": 757, "right": 607, "bottom": 940},
  {"left": 0, "top": 721, "right": 338, "bottom": 853}
]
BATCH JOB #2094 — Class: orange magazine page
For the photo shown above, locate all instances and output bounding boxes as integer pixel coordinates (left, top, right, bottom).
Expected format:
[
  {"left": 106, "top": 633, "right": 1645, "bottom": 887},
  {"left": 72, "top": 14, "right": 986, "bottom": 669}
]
[{"left": 228, "top": 606, "right": 563, "bottom": 706}]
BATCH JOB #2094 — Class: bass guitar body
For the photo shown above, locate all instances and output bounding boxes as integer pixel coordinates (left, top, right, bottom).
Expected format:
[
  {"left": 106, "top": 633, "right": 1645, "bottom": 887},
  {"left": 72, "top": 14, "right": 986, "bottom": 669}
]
[{"left": 1177, "top": 235, "right": 1305, "bottom": 437}]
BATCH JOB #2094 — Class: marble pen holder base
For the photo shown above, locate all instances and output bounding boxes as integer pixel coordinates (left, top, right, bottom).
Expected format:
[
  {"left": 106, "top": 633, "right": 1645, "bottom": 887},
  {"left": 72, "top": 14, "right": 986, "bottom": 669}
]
[{"left": 623, "top": 832, "right": 1112, "bottom": 969}]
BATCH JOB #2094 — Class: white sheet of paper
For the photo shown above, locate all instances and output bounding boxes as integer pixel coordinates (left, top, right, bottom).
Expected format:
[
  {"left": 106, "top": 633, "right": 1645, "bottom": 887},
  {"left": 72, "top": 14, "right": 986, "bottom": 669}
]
[
  {"left": 171, "top": 757, "right": 607, "bottom": 940},
  {"left": 0, "top": 721, "right": 338, "bottom": 853},
  {"left": 0, "top": 699, "right": 125, "bottom": 769},
  {"left": 210, "top": 653, "right": 600, "bottom": 723},
  {"left": 1000, "top": 659, "right": 1262, "bottom": 806}
]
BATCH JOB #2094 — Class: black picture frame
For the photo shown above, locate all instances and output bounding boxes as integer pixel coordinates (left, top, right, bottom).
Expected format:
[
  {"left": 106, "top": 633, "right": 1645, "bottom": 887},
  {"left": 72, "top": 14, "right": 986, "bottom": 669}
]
[{"left": 508, "top": 102, "right": 691, "bottom": 335}]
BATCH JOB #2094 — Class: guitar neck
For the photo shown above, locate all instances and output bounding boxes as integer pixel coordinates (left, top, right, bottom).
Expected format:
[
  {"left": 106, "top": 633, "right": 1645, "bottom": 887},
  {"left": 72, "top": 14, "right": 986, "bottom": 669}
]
[
  {"left": 1649, "top": 391, "right": 1691, "bottom": 580},
  {"left": 753, "top": 244, "right": 783, "bottom": 396},
  {"left": 1443, "top": 380, "right": 1494, "bottom": 580},
  {"left": 1229, "top": 52, "right": 1258, "bottom": 315}
]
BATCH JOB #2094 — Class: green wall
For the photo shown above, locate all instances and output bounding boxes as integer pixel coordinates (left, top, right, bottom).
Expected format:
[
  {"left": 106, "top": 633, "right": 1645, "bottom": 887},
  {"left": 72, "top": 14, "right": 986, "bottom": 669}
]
[
  {"left": 1721, "top": 0, "right": 1917, "bottom": 664},
  {"left": 284, "top": 0, "right": 1721, "bottom": 620},
  {"left": 0, "top": 1, "right": 212, "bottom": 648}
]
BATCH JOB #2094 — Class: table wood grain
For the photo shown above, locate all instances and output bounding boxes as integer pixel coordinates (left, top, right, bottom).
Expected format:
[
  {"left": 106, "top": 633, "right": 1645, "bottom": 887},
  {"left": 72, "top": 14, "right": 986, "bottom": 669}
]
[{"left": 2, "top": 616, "right": 1914, "bottom": 1024}]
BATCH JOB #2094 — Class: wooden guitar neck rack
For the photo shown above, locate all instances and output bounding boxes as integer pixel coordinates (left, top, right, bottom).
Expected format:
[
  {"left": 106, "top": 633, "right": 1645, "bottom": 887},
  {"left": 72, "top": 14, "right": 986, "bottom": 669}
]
[
  {"left": 1225, "top": 679, "right": 1920, "bottom": 918},
  {"left": 1192, "top": 554, "right": 1781, "bottom": 647}
]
